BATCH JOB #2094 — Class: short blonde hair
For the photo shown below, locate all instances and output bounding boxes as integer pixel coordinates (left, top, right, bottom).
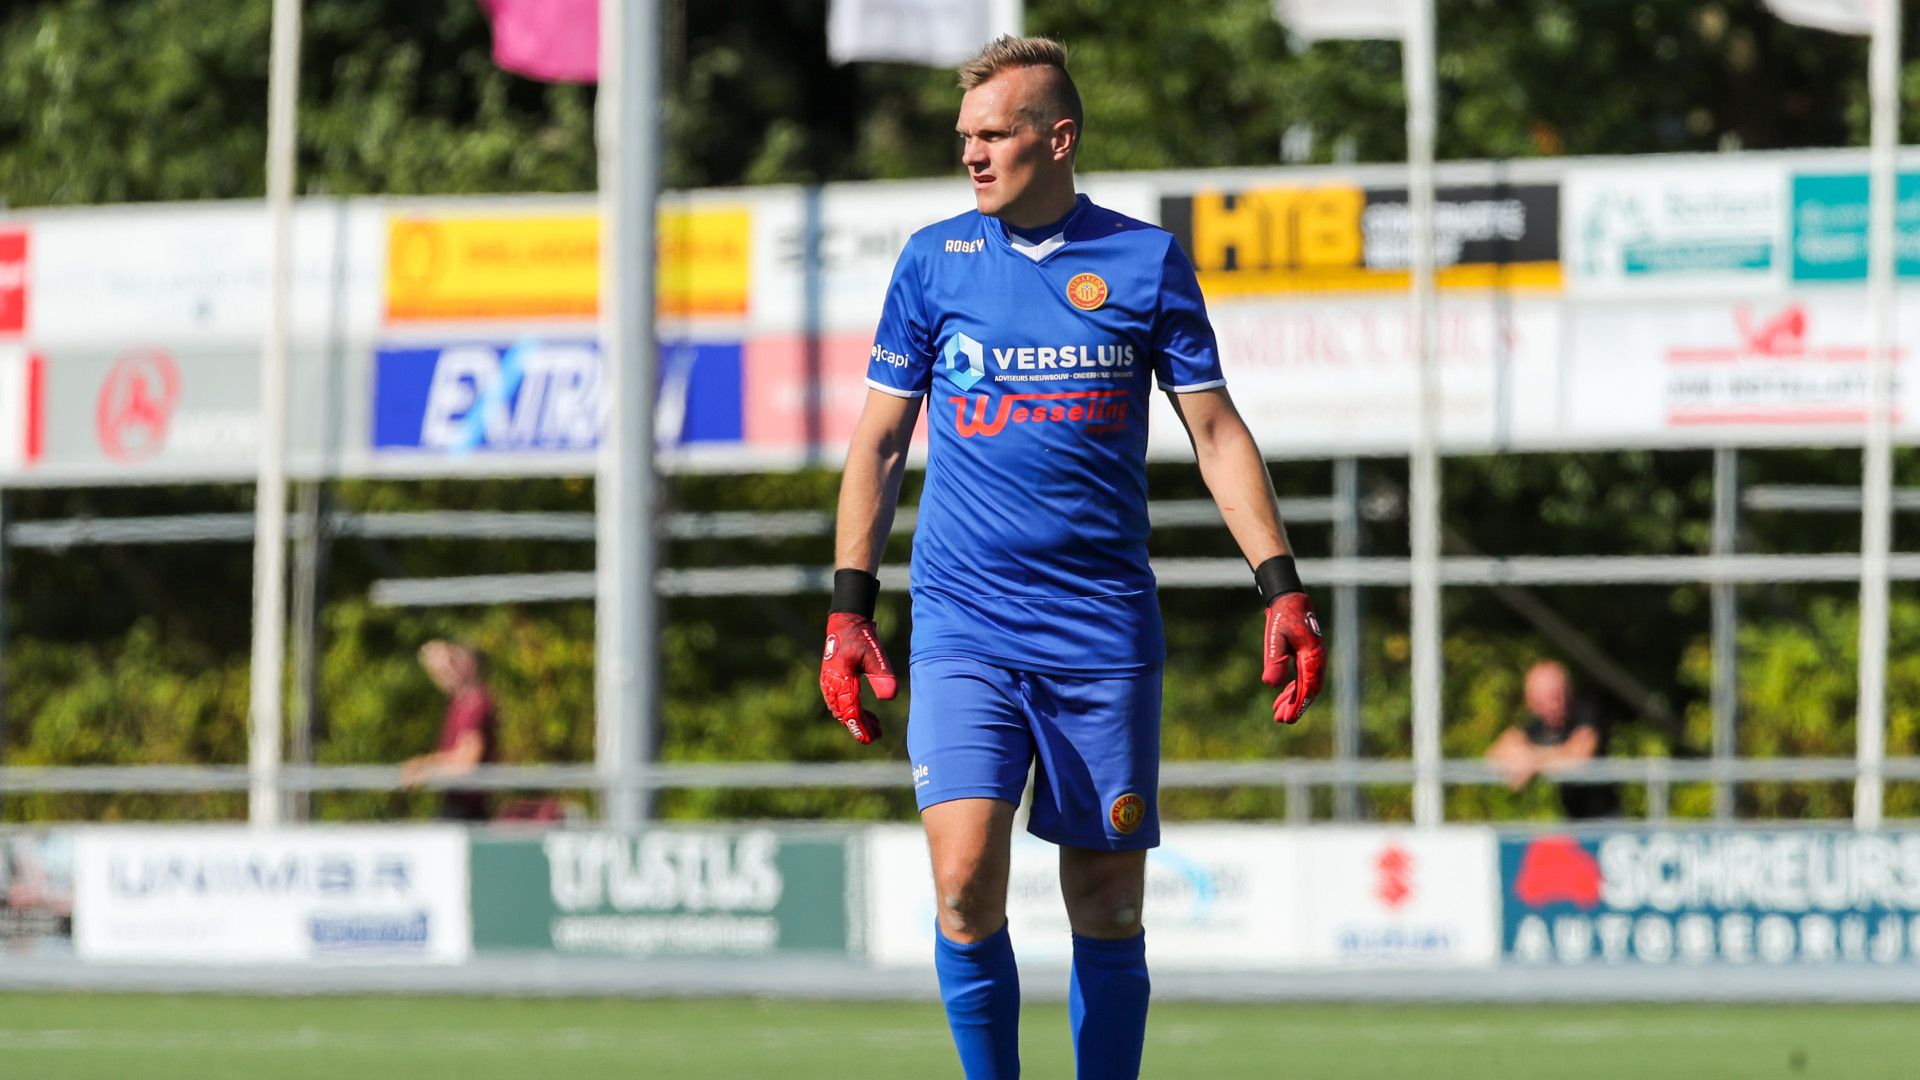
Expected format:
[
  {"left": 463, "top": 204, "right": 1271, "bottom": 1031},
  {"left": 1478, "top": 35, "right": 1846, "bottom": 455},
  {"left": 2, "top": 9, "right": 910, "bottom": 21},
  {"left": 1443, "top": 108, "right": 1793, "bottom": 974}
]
[{"left": 958, "top": 35, "right": 1083, "bottom": 138}]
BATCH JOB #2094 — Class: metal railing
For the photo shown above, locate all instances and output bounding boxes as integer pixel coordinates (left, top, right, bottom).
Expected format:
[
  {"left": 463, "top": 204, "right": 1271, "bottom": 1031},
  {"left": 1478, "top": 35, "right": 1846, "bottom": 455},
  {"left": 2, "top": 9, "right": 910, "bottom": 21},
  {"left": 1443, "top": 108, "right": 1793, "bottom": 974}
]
[{"left": 7, "top": 756, "right": 1914, "bottom": 825}]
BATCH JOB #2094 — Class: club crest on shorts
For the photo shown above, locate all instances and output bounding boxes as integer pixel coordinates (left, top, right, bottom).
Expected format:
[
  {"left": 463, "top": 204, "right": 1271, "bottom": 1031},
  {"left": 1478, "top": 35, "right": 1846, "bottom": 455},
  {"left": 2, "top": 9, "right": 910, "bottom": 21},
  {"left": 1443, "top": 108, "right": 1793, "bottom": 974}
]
[
  {"left": 1109, "top": 792, "right": 1146, "bottom": 834},
  {"left": 1066, "top": 272, "right": 1108, "bottom": 311}
]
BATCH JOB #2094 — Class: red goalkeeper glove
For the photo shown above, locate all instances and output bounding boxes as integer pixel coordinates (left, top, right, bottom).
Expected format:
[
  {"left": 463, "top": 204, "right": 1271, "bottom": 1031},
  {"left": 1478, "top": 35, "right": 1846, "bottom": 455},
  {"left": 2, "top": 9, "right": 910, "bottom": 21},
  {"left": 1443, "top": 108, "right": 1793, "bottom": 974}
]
[
  {"left": 821, "top": 613, "right": 896, "bottom": 743},
  {"left": 1256, "top": 556, "right": 1325, "bottom": 725},
  {"left": 820, "top": 570, "right": 896, "bottom": 744}
]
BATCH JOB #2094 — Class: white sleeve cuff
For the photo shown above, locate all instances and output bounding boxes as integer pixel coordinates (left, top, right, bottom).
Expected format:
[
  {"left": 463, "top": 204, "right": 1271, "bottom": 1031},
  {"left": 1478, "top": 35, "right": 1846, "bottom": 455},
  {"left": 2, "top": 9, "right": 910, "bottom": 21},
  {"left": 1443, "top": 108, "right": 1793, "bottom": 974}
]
[
  {"left": 1160, "top": 377, "right": 1227, "bottom": 393},
  {"left": 866, "top": 378, "right": 928, "bottom": 399}
]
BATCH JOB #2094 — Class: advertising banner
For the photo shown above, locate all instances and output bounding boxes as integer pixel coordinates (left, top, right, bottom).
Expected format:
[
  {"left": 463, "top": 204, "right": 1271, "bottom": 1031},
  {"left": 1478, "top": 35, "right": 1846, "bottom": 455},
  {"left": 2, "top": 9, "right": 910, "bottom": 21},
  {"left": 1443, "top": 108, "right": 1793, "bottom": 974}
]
[
  {"left": 383, "top": 202, "right": 755, "bottom": 325},
  {"left": 1503, "top": 830, "right": 1920, "bottom": 965},
  {"left": 0, "top": 226, "right": 26, "bottom": 337},
  {"left": 866, "top": 825, "right": 1304, "bottom": 969},
  {"left": 1564, "top": 163, "right": 1786, "bottom": 295},
  {"left": 1564, "top": 295, "right": 1920, "bottom": 443},
  {"left": 0, "top": 344, "right": 42, "bottom": 473},
  {"left": 1160, "top": 181, "right": 1559, "bottom": 298},
  {"left": 470, "top": 829, "right": 856, "bottom": 957},
  {"left": 72, "top": 827, "right": 470, "bottom": 964},
  {"left": 368, "top": 337, "right": 743, "bottom": 459},
  {"left": 24, "top": 202, "right": 382, "bottom": 347},
  {"left": 1294, "top": 828, "right": 1500, "bottom": 967},
  {"left": 1790, "top": 172, "right": 1920, "bottom": 282},
  {"left": 385, "top": 211, "right": 599, "bottom": 323},
  {"left": 1148, "top": 295, "right": 1563, "bottom": 457},
  {"left": 1, "top": 830, "right": 74, "bottom": 958}
]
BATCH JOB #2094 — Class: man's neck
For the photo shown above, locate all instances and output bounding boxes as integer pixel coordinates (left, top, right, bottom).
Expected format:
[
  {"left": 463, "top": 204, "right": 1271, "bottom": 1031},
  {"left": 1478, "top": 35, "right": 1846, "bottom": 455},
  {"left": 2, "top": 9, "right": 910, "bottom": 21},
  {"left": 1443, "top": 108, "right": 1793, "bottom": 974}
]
[{"left": 996, "top": 186, "right": 1079, "bottom": 232}]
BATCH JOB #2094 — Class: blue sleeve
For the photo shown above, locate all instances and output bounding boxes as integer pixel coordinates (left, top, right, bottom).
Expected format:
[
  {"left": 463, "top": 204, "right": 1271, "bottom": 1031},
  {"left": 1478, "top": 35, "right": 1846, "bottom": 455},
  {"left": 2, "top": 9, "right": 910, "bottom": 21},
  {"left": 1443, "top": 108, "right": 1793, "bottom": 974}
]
[
  {"left": 866, "top": 243, "right": 934, "bottom": 398},
  {"left": 1152, "top": 239, "right": 1227, "bottom": 393}
]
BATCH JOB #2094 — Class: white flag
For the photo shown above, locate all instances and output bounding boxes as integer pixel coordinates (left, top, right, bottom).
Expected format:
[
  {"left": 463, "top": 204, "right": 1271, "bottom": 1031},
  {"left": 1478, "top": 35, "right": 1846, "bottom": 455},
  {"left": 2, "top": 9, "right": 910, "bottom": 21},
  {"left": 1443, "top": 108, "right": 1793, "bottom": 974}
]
[
  {"left": 1764, "top": 0, "right": 1874, "bottom": 34},
  {"left": 829, "top": 0, "right": 994, "bottom": 66},
  {"left": 1274, "top": 0, "right": 1410, "bottom": 41}
]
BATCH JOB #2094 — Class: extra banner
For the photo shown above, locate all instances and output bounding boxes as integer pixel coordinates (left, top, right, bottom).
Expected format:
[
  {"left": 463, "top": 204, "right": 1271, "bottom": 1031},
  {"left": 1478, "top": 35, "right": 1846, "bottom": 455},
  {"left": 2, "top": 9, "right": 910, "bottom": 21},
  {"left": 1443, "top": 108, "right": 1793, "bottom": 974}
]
[
  {"left": 1502, "top": 830, "right": 1920, "bottom": 965},
  {"left": 469, "top": 828, "right": 859, "bottom": 957}
]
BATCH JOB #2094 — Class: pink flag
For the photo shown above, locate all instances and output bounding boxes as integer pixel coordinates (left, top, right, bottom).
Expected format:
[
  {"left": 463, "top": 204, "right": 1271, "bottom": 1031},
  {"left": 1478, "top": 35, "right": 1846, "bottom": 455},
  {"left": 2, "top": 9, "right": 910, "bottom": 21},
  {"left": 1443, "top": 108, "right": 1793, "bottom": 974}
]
[{"left": 479, "top": 0, "right": 600, "bottom": 84}]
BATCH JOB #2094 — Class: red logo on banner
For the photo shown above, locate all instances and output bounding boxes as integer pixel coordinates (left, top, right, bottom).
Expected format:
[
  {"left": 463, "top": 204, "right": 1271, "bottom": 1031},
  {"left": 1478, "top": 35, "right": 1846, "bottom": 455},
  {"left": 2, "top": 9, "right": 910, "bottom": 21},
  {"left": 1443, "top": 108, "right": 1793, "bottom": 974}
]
[
  {"left": 1513, "top": 834, "right": 1603, "bottom": 910},
  {"left": 96, "top": 349, "right": 181, "bottom": 461},
  {"left": 1734, "top": 304, "right": 1807, "bottom": 358},
  {"left": 0, "top": 229, "right": 26, "bottom": 336},
  {"left": 1374, "top": 843, "right": 1415, "bottom": 910}
]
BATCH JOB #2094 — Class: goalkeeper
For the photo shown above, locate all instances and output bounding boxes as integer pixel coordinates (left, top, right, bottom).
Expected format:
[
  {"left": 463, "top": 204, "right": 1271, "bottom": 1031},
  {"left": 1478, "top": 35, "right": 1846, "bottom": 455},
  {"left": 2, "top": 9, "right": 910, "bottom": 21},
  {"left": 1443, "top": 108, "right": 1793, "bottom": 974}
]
[{"left": 820, "top": 35, "right": 1324, "bottom": 1080}]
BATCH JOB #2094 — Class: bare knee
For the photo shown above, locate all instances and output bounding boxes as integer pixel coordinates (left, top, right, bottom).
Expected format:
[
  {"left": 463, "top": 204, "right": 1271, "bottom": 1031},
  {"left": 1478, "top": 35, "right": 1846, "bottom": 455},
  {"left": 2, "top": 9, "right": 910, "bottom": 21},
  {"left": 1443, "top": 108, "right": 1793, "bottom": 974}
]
[
  {"left": 933, "top": 859, "right": 1007, "bottom": 943},
  {"left": 1061, "top": 858, "right": 1146, "bottom": 939}
]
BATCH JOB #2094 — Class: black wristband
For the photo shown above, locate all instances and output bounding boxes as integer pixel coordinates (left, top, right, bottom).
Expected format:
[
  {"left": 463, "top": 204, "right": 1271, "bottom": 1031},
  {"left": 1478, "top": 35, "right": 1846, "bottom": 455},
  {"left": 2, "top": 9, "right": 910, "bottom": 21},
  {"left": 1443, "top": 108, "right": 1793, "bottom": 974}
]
[
  {"left": 830, "top": 568, "right": 880, "bottom": 619},
  {"left": 1254, "top": 555, "right": 1305, "bottom": 606}
]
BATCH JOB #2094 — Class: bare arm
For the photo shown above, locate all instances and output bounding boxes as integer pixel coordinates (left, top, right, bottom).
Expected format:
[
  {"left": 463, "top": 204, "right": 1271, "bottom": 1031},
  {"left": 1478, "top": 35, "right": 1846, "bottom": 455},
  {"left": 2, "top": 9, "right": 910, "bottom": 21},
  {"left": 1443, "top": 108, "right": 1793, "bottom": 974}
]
[
  {"left": 1534, "top": 726, "right": 1600, "bottom": 773},
  {"left": 1165, "top": 387, "right": 1291, "bottom": 565},
  {"left": 400, "top": 730, "right": 486, "bottom": 787},
  {"left": 834, "top": 389, "right": 923, "bottom": 573}
]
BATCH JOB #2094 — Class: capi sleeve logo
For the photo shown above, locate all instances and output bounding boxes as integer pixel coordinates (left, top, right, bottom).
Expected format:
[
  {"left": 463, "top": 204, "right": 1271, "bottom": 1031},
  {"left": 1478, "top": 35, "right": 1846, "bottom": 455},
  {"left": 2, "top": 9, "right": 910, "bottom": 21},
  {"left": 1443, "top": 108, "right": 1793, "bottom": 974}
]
[{"left": 1066, "top": 272, "right": 1109, "bottom": 311}]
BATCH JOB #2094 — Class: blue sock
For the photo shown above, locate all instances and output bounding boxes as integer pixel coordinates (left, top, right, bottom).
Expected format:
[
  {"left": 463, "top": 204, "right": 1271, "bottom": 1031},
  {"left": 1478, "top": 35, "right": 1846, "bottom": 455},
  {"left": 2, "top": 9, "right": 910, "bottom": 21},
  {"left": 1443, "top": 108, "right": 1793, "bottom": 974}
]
[
  {"left": 1069, "top": 931, "right": 1150, "bottom": 1080},
  {"left": 933, "top": 921, "right": 1022, "bottom": 1079}
]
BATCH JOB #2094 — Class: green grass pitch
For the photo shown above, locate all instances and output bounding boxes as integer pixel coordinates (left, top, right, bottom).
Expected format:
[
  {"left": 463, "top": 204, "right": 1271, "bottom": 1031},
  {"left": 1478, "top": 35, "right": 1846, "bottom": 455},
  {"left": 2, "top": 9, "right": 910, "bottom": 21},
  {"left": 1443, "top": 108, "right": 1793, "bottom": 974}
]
[{"left": 0, "top": 994, "right": 1909, "bottom": 1078}]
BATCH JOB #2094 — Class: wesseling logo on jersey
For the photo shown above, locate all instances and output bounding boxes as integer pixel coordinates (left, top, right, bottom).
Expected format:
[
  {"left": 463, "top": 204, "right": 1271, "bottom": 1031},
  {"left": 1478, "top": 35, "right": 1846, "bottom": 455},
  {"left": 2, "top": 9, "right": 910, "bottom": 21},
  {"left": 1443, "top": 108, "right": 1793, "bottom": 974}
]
[{"left": 949, "top": 389, "right": 1130, "bottom": 438}]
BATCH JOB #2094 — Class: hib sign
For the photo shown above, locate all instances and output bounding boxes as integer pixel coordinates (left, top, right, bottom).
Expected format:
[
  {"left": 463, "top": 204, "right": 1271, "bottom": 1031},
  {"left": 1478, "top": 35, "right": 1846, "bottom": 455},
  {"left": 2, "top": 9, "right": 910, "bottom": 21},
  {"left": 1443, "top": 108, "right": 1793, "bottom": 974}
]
[
  {"left": 73, "top": 828, "right": 470, "bottom": 964},
  {"left": 1503, "top": 831, "right": 1920, "bottom": 965}
]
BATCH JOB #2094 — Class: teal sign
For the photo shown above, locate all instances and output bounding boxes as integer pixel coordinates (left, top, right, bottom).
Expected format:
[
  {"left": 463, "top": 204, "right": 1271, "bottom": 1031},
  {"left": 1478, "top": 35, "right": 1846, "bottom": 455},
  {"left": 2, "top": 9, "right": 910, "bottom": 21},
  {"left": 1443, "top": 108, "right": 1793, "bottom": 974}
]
[
  {"left": 471, "top": 829, "right": 856, "bottom": 956},
  {"left": 1790, "top": 173, "right": 1920, "bottom": 281}
]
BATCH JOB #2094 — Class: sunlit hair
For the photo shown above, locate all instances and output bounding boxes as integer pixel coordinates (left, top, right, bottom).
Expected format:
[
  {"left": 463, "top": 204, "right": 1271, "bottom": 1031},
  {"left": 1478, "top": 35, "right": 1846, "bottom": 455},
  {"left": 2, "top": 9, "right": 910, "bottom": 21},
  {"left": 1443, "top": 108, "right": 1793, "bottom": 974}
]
[{"left": 957, "top": 35, "right": 1083, "bottom": 142}]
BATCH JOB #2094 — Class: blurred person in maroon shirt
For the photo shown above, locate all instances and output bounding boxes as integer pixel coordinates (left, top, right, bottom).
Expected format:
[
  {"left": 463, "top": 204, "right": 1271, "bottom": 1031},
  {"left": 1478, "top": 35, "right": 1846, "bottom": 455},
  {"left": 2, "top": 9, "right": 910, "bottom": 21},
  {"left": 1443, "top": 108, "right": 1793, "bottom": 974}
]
[{"left": 401, "top": 639, "right": 498, "bottom": 821}]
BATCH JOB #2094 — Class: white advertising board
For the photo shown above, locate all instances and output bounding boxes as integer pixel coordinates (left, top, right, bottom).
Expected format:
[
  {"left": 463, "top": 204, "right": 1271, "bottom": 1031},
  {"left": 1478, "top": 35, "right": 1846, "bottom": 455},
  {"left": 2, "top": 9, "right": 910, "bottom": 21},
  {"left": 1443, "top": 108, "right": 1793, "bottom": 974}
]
[
  {"left": 24, "top": 201, "right": 383, "bottom": 347},
  {"left": 1563, "top": 162, "right": 1788, "bottom": 297},
  {"left": 1150, "top": 295, "right": 1563, "bottom": 458},
  {"left": 1294, "top": 827, "right": 1500, "bottom": 967},
  {"left": 73, "top": 827, "right": 470, "bottom": 964},
  {"left": 1565, "top": 294, "right": 1920, "bottom": 444},
  {"left": 867, "top": 825, "right": 1303, "bottom": 970}
]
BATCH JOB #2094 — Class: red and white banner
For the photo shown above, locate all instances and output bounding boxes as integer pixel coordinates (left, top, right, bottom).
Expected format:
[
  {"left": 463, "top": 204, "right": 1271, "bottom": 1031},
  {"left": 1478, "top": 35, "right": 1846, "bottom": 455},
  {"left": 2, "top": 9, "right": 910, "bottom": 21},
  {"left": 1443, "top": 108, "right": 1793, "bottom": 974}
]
[
  {"left": 1566, "top": 295, "right": 1920, "bottom": 441},
  {"left": 1294, "top": 828, "right": 1500, "bottom": 967}
]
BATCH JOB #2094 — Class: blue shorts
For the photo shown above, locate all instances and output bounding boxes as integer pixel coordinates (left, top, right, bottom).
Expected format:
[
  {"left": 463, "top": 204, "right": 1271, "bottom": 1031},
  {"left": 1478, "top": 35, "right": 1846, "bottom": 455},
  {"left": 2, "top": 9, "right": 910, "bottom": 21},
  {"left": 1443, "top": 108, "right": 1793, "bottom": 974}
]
[{"left": 906, "top": 655, "right": 1161, "bottom": 851}]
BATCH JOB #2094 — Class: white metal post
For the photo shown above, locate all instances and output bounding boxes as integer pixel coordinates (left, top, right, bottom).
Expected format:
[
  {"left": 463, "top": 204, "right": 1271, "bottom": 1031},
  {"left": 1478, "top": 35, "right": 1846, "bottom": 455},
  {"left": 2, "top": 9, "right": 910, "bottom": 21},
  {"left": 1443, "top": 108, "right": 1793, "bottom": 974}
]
[
  {"left": 989, "top": 0, "right": 1024, "bottom": 39},
  {"left": 597, "top": 0, "right": 662, "bottom": 828},
  {"left": 1405, "top": 0, "right": 1443, "bottom": 827},
  {"left": 249, "top": 0, "right": 301, "bottom": 826},
  {"left": 1855, "top": 0, "right": 1902, "bottom": 830}
]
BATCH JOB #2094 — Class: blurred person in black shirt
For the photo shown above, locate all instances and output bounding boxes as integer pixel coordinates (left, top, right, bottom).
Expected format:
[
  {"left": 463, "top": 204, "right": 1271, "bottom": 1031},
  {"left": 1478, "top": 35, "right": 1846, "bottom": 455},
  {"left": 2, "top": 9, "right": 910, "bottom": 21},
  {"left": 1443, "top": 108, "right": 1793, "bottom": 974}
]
[{"left": 1486, "top": 660, "right": 1620, "bottom": 819}]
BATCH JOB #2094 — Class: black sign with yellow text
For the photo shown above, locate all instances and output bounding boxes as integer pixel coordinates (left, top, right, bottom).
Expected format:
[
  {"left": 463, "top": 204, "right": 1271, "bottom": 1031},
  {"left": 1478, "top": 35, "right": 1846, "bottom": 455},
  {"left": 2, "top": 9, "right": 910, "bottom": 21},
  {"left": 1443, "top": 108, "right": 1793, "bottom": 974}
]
[{"left": 1161, "top": 182, "right": 1560, "bottom": 296}]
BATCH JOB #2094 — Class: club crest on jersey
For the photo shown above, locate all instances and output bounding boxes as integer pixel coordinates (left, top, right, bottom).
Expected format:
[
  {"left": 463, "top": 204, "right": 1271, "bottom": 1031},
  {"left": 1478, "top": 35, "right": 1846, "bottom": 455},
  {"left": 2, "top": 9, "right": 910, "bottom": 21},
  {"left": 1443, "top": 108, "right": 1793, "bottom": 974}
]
[
  {"left": 1110, "top": 793, "right": 1146, "bottom": 834},
  {"left": 1066, "top": 272, "right": 1109, "bottom": 311}
]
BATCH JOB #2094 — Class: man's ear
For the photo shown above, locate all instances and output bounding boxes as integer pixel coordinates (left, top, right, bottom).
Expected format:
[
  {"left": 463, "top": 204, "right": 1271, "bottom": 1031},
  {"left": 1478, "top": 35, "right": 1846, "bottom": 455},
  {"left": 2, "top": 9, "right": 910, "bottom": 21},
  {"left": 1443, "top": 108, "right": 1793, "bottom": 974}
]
[{"left": 1051, "top": 118, "right": 1077, "bottom": 162}]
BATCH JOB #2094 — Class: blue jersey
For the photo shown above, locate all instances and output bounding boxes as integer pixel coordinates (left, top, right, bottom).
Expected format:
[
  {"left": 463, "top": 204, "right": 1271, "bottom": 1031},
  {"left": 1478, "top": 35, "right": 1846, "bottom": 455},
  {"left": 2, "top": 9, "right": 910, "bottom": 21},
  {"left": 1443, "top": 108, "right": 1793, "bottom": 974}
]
[{"left": 865, "top": 195, "right": 1226, "bottom": 674}]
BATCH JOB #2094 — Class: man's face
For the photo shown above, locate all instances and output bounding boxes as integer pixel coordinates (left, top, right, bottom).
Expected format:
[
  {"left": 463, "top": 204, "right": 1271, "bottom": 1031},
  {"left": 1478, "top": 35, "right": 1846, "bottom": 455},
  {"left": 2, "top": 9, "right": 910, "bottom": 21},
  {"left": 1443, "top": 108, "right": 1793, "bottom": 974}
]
[
  {"left": 956, "top": 68, "right": 1067, "bottom": 219},
  {"left": 1525, "top": 665, "right": 1569, "bottom": 726}
]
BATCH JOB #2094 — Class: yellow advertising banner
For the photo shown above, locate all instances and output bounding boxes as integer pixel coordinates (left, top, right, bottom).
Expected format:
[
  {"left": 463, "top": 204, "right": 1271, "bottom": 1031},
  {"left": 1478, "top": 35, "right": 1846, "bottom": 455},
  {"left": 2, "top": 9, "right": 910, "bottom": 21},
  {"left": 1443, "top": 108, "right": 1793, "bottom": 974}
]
[
  {"left": 384, "top": 207, "right": 750, "bottom": 323},
  {"left": 658, "top": 206, "right": 752, "bottom": 318}
]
